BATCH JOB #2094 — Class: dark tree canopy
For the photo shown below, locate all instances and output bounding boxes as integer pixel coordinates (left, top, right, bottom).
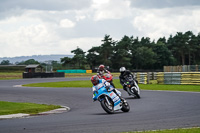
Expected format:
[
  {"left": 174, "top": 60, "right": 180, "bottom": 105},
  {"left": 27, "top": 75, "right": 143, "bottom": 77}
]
[{"left": 61, "top": 31, "right": 200, "bottom": 71}]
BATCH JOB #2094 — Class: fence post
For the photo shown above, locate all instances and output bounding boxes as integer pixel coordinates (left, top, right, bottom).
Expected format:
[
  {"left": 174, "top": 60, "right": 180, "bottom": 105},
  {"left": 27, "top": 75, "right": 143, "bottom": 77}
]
[{"left": 147, "top": 72, "right": 150, "bottom": 84}]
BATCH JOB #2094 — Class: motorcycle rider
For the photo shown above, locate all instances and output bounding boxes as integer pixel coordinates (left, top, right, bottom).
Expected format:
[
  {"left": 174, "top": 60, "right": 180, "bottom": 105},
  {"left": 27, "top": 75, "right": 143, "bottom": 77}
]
[
  {"left": 119, "top": 67, "right": 137, "bottom": 91},
  {"left": 97, "top": 64, "right": 110, "bottom": 76},
  {"left": 97, "top": 64, "right": 116, "bottom": 88},
  {"left": 91, "top": 75, "right": 123, "bottom": 101}
]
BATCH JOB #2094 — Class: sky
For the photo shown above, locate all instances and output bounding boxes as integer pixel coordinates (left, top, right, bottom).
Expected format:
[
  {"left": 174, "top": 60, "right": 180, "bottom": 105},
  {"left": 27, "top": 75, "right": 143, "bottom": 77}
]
[{"left": 0, "top": 0, "right": 200, "bottom": 58}]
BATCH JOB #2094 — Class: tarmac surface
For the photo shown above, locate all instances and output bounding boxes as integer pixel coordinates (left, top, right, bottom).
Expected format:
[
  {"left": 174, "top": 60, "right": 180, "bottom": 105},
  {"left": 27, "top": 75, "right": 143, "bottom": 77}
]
[{"left": 0, "top": 78, "right": 200, "bottom": 133}]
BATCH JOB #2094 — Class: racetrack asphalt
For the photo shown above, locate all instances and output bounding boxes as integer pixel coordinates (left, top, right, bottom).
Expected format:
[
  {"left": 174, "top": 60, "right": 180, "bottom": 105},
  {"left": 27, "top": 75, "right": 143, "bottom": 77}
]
[{"left": 0, "top": 78, "right": 200, "bottom": 133}]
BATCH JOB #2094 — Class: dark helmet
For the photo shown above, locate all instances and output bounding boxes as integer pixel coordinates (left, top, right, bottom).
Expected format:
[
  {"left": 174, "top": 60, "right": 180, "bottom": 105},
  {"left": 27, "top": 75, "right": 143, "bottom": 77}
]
[
  {"left": 99, "top": 64, "right": 105, "bottom": 71},
  {"left": 91, "top": 75, "right": 99, "bottom": 85}
]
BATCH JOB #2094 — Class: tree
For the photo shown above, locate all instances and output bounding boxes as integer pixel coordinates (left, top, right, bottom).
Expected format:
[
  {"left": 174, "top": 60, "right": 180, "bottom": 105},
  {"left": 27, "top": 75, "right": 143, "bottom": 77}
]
[
  {"left": 167, "top": 33, "right": 186, "bottom": 65},
  {"left": 184, "top": 31, "right": 198, "bottom": 65},
  {"left": 153, "top": 41, "right": 175, "bottom": 69},
  {"left": 193, "top": 33, "right": 200, "bottom": 64},
  {"left": 61, "top": 57, "right": 72, "bottom": 66},
  {"left": 167, "top": 31, "right": 199, "bottom": 65},
  {"left": 86, "top": 46, "right": 101, "bottom": 69},
  {"left": 0, "top": 60, "right": 10, "bottom": 65},
  {"left": 98, "top": 35, "right": 116, "bottom": 67},
  {"left": 112, "top": 36, "right": 132, "bottom": 69},
  {"left": 132, "top": 46, "right": 156, "bottom": 69},
  {"left": 17, "top": 59, "right": 40, "bottom": 65},
  {"left": 71, "top": 47, "right": 87, "bottom": 68}
]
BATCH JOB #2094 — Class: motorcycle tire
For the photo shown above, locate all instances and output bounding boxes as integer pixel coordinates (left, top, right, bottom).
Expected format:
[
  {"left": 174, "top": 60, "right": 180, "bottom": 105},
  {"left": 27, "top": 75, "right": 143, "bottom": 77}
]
[
  {"left": 132, "top": 87, "right": 140, "bottom": 99},
  {"left": 121, "top": 100, "right": 130, "bottom": 112},
  {"left": 100, "top": 97, "right": 114, "bottom": 114}
]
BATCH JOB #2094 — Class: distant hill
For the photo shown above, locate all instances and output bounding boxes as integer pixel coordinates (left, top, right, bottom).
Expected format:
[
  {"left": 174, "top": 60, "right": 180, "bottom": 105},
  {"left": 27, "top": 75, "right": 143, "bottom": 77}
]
[{"left": 0, "top": 54, "right": 73, "bottom": 64}]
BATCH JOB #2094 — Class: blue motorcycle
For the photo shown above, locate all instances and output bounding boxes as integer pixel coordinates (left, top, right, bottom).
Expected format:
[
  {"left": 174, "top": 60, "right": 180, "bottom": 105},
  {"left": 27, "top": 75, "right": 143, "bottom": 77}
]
[{"left": 93, "top": 86, "right": 130, "bottom": 114}]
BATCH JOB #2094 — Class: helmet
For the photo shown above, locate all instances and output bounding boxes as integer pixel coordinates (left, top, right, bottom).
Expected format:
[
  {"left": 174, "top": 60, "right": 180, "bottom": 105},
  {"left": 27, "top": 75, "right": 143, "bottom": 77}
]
[
  {"left": 119, "top": 67, "right": 126, "bottom": 72},
  {"left": 91, "top": 75, "right": 99, "bottom": 85},
  {"left": 99, "top": 65, "right": 105, "bottom": 71}
]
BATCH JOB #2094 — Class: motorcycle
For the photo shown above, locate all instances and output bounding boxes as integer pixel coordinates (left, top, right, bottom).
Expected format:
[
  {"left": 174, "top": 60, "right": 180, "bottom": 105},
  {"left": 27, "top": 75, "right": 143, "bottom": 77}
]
[
  {"left": 93, "top": 85, "right": 130, "bottom": 114},
  {"left": 97, "top": 73, "right": 116, "bottom": 87},
  {"left": 97, "top": 73, "right": 113, "bottom": 83},
  {"left": 124, "top": 75, "right": 141, "bottom": 98}
]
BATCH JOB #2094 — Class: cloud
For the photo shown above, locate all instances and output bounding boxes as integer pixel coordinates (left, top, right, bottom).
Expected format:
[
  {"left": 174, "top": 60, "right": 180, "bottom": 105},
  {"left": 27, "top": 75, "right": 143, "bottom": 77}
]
[
  {"left": 131, "top": 6, "right": 200, "bottom": 40},
  {"left": 60, "top": 37, "right": 102, "bottom": 54},
  {"left": 1, "top": 0, "right": 200, "bottom": 58},
  {"left": 60, "top": 19, "right": 75, "bottom": 28},
  {"left": 0, "top": 20, "right": 101, "bottom": 57},
  {"left": 130, "top": 0, "right": 200, "bottom": 9},
  {"left": 93, "top": 0, "right": 131, "bottom": 21},
  {"left": 0, "top": 0, "right": 91, "bottom": 12},
  {"left": 0, "top": 10, "right": 102, "bottom": 57},
  {"left": 0, "top": 22, "right": 59, "bottom": 57},
  {"left": 0, "top": 0, "right": 92, "bottom": 20}
]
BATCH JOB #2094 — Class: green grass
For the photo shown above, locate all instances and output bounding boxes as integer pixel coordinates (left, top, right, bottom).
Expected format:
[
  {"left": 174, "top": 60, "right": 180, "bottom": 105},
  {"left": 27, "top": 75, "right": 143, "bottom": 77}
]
[
  {"left": 124, "top": 127, "right": 200, "bottom": 133},
  {"left": 0, "top": 72, "right": 120, "bottom": 80},
  {"left": 65, "top": 73, "right": 120, "bottom": 77},
  {"left": 0, "top": 101, "right": 61, "bottom": 115},
  {"left": 139, "top": 84, "right": 200, "bottom": 92},
  {"left": 0, "top": 72, "right": 22, "bottom": 80},
  {"left": 23, "top": 79, "right": 200, "bottom": 92}
]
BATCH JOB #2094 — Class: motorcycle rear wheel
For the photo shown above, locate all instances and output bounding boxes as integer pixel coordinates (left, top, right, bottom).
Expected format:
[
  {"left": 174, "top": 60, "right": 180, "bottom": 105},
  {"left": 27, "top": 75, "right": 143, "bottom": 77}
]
[
  {"left": 100, "top": 97, "right": 114, "bottom": 114},
  {"left": 128, "top": 86, "right": 140, "bottom": 99}
]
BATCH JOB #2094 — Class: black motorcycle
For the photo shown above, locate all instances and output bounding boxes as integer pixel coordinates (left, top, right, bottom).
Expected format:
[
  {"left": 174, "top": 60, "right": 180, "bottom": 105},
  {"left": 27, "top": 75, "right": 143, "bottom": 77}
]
[{"left": 123, "top": 75, "right": 141, "bottom": 98}]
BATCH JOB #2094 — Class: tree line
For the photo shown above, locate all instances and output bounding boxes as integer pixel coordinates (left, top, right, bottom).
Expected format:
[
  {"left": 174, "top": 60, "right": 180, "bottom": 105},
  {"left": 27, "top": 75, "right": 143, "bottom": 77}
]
[
  {"left": 1, "top": 31, "right": 200, "bottom": 71},
  {"left": 61, "top": 31, "right": 200, "bottom": 70}
]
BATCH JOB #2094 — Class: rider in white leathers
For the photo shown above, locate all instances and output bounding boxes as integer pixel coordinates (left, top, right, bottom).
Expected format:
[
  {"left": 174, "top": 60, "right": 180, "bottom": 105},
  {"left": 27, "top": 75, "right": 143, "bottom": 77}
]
[{"left": 91, "top": 75, "right": 123, "bottom": 101}]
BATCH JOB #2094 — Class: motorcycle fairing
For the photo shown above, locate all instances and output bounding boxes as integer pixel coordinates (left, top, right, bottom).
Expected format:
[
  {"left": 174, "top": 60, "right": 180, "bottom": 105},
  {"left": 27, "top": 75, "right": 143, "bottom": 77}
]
[{"left": 93, "top": 86, "right": 122, "bottom": 111}]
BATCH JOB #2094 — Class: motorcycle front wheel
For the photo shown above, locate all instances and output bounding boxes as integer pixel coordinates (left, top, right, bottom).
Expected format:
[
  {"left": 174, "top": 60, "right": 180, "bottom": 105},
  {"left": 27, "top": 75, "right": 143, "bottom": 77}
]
[
  {"left": 132, "top": 87, "right": 140, "bottom": 98},
  {"left": 100, "top": 97, "right": 114, "bottom": 114},
  {"left": 121, "top": 100, "right": 130, "bottom": 112}
]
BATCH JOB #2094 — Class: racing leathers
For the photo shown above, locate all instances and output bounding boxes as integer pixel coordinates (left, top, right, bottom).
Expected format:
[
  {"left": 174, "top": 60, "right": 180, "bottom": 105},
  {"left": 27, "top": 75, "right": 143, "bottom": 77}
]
[
  {"left": 92, "top": 79, "right": 122, "bottom": 100},
  {"left": 119, "top": 70, "right": 136, "bottom": 91},
  {"left": 97, "top": 69, "right": 116, "bottom": 88}
]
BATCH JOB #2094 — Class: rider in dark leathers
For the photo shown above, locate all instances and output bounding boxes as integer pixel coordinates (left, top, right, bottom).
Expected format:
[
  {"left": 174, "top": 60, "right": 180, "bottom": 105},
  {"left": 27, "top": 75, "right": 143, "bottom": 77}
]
[{"left": 119, "top": 67, "right": 137, "bottom": 91}]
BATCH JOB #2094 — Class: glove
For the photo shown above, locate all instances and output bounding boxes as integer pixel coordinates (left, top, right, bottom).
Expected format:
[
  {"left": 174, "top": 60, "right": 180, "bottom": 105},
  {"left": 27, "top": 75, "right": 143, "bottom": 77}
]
[
  {"left": 93, "top": 90, "right": 98, "bottom": 94},
  {"left": 106, "top": 86, "right": 109, "bottom": 90},
  {"left": 123, "top": 83, "right": 127, "bottom": 86}
]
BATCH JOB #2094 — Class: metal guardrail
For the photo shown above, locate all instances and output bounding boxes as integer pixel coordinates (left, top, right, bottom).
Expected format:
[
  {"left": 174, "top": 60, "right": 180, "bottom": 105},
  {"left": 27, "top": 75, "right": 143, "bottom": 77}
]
[
  {"left": 57, "top": 69, "right": 92, "bottom": 73},
  {"left": 157, "top": 72, "right": 200, "bottom": 85},
  {"left": 135, "top": 72, "right": 148, "bottom": 84},
  {"left": 164, "top": 65, "right": 200, "bottom": 72},
  {"left": 23, "top": 72, "right": 65, "bottom": 78}
]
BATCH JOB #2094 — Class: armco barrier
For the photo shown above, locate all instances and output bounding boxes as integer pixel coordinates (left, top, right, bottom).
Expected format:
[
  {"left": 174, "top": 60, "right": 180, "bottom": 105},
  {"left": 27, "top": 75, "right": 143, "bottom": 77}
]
[
  {"left": 164, "top": 65, "right": 200, "bottom": 72},
  {"left": 57, "top": 70, "right": 86, "bottom": 73},
  {"left": 135, "top": 72, "right": 148, "bottom": 84},
  {"left": 157, "top": 72, "right": 164, "bottom": 84},
  {"left": 156, "top": 72, "right": 200, "bottom": 85},
  {"left": 57, "top": 69, "right": 92, "bottom": 73},
  {"left": 86, "top": 70, "right": 92, "bottom": 73},
  {"left": 181, "top": 72, "right": 200, "bottom": 85},
  {"left": 23, "top": 72, "right": 65, "bottom": 78}
]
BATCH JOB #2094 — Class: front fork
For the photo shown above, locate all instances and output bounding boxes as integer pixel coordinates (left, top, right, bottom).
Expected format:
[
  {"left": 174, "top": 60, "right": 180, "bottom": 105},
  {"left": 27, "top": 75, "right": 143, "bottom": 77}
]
[
  {"left": 105, "top": 96, "right": 112, "bottom": 106},
  {"left": 133, "top": 81, "right": 140, "bottom": 94}
]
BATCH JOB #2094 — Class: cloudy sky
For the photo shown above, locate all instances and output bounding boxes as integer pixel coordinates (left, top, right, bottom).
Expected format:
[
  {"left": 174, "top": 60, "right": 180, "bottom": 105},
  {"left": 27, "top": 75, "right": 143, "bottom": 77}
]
[{"left": 0, "top": 0, "right": 200, "bottom": 57}]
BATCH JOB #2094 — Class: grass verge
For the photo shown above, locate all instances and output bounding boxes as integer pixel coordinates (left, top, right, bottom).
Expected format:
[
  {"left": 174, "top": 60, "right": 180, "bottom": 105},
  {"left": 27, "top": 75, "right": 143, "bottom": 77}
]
[
  {"left": 0, "top": 72, "right": 120, "bottom": 80},
  {"left": 23, "top": 79, "right": 200, "bottom": 92},
  {"left": 124, "top": 127, "right": 200, "bottom": 133},
  {"left": 0, "top": 101, "right": 61, "bottom": 115},
  {"left": 0, "top": 72, "right": 22, "bottom": 80}
]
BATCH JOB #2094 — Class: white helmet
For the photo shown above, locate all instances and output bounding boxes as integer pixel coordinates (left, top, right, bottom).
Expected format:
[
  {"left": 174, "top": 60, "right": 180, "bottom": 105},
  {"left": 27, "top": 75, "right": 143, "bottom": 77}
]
[{"left": 119, "top": 67, "right": 126, "bottom": 72}]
